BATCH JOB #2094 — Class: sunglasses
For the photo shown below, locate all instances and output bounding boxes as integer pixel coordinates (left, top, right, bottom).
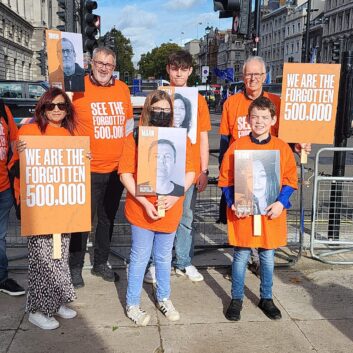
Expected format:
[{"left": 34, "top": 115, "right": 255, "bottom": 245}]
[{"left": 44, "top": 103, "right": 67, "bottom": 111}]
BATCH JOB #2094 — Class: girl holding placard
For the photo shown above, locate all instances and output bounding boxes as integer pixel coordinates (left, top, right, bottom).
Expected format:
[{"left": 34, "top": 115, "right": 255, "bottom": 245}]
[{"left": 119, "top": 90, "right": 195, "bottom": 326}]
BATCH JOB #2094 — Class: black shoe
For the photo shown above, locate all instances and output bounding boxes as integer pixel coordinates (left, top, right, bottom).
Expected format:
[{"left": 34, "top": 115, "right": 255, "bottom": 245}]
[
  {"left": 0, "top": 278, "right": 25, "bottom": 296},
  {"left": 258, "top": 299, "right": 282, "bottom": 320},
  {"left": 225, "top": 299, "right": 242, "bottom": 321},
  {"left": 70, "top": 267, "right": 85, "bottom": 288},
  {"left": 91, "top": 263, "right": 119, "bottom": 282}
]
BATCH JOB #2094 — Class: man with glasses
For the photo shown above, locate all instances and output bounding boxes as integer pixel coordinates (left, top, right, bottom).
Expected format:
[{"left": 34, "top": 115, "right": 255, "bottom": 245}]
[
  {"left": 218, "top": 56, "right": 310, "bottom": 273},
  {"left": 69, "top": 47, "right": 133, "bottom": 287},
  {"left": 49, "top": 38, "right": 85, "bottom": 92}
]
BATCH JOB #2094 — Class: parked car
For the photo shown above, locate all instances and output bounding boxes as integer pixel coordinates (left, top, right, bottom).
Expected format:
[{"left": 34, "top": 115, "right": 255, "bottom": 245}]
[
  {"left": 262, "top": 83, "right": 282, "bottom": 96},
  {"left": 0, "top": 80, "right": 49, "bottom": 125}
]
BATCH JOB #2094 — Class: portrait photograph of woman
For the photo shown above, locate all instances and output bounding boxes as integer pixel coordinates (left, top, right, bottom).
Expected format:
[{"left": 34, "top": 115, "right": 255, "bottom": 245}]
[{"left": 234, "top": 150, "right": 280, "bottom": 215}]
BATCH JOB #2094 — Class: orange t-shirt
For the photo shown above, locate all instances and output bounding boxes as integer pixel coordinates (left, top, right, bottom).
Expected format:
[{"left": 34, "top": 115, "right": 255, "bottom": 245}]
[
  {"left": 219, "top": 91, "right": 281, "bottom": 142},
  {"left": 0, "top": 106, "right": 18, "bottom": 192},
  {"left": 118, "top": 133, "right": 195, "bottom": 233},
  {"left": 192, "top": 94, "right": 211, "bottom": 181},
  {"left": 18, "top": 123, "right": 72, "bottom": 137},
  {"left": 73, "top": 76, "right": 133, "bottom": 173},
  {"left": 218, "top": 135, "right": 298, "bottom": 249}
]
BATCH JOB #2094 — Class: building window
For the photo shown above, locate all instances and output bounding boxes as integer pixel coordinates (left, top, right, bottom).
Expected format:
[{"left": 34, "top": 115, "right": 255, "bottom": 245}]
[{"left": 298, "top": 23, "right": 301, "bottom": 32}]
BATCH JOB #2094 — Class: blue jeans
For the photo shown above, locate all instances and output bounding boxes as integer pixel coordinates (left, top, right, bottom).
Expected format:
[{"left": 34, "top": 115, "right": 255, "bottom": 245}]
[
  {"left": 126, "top": 225, "right": 176, "bottom": 306},
  {"left": 231, "top": 247, "right": 275, "bottom": 300},
  {"left": 0, "top": 188, "right": 14, "bottom": 282},
  {"left": 173, "top": 185, "right": 197, "bottom": 270}
]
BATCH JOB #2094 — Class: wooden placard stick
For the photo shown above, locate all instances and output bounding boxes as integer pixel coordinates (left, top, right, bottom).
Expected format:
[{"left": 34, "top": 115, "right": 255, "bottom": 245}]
[
  {"left": 300, "top": 150, "right": 308, "bottom": 164},
  {"left": 157, "top": 195, "right": 166, "bottom": 218},
  {"left": 52, "top": 233, "right": 62, "bottom": 259},
  {"left": 253, "top": 215, "right": 262, "bottom": 236}
]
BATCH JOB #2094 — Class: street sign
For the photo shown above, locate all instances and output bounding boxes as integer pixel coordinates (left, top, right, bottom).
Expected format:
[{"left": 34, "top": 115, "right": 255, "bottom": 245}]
[{"left": 202, "top": 65, "right": 209, "bottom": 83}]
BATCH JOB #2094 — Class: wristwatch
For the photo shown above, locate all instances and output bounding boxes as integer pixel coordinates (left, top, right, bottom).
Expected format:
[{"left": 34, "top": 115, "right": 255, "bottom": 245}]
[{"left": 202, "top": 169, "right": 209, "bottom": 176}]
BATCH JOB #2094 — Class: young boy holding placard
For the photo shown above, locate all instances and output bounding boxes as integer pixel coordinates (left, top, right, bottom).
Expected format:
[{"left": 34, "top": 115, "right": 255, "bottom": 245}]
[{"left": 218, "top": 96, "right": 298, "bottom": 321}]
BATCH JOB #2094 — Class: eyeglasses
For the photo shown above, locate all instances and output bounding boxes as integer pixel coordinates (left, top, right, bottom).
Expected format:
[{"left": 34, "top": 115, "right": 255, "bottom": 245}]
[
  {"left": 93, "top": 60, "right": 115, "bottom": 70},
  {"left": 62, "top": 49, "right": 74, "bottom": 55},
  {"left": 44, "top": 103, "right": 67, "bottom": 111},
  {"left": 151, "top": 107, "right": 171, "bottom": 113},
  {"left": 244, "top": 73, "right": 265, "bottom": 79}
]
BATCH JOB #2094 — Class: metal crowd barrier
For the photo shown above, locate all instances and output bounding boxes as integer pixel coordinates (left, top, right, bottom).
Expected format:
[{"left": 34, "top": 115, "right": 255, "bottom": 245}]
[{"left": 310, "top": 147, "right": 353, "bottom": 264}]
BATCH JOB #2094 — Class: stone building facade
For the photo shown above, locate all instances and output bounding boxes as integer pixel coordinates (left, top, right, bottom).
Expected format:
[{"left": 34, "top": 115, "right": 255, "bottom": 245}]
[
  {"left": 322, "top": 0, "right": 353, "bottom": 62},
  {"left": 0, "top": 0, "right": 75, "bottom": 81}
]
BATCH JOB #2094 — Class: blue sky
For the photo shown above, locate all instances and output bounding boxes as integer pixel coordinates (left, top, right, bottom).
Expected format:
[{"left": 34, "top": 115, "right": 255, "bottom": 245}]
[{"left": 97, "top": 0, "right": 232, "bottom": 64}]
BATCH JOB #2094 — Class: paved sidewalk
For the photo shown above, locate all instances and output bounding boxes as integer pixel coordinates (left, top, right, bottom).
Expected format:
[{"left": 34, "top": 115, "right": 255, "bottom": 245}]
[{"left": 1, "top": 250, "right": 353, "bottom": 353}]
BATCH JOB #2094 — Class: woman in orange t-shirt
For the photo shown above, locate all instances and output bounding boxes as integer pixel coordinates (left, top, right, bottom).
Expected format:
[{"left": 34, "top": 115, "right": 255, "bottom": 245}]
[
  {"left": 17, "top": 87, "right": 78, "bottom": 330},
  {"left": 119, "top": 90, "right": 195, "bottom": 326}
]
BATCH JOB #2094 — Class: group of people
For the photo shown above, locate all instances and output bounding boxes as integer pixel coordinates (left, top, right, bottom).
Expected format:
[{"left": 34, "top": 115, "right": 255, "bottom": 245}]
[{"left": 0, "top": 48, "right": 310, "bottom": 329}]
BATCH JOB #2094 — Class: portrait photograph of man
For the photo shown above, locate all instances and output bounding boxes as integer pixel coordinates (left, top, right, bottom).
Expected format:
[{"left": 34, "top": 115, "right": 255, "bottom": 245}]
[
  {"left": 137, "top": 127, "right": 187, "bottom": 196},
  {"left": 47, "top": 30, "right": 85, "bottom": 92}
]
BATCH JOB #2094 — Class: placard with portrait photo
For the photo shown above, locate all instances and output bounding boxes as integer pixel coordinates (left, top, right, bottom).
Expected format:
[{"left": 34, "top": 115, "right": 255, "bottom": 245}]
[
  {"left": 46, "top": 30, "right": 85, "bottom": 92},
  {"left": 159, "top": 86, "right": 198, "bottom": 144},
  {"left": 136, "top": 126, "right": 187, "bottom": 196},
  {"left": 234, "top": 150, "right": 280, "bottom": 215}
]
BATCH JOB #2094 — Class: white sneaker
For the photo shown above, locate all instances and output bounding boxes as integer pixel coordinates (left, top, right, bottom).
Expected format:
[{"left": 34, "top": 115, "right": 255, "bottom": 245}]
[
  {"left": 56, "top": 305, "right": 77, "bottom": 319},
  {"left": 158, "top": 299, "right": 180, "bottom": 321},
  {"left": 126, "top": 305, "right": 151, "bottom": 326},
  {"left": 144, "top": 265, "right": 156, "bottom": 284},
  {"left": 175, "top": 265, "right": 204, "bottom": 282},
  {"left": 28, "top": 312, "right": 60, "bottom": 330}
]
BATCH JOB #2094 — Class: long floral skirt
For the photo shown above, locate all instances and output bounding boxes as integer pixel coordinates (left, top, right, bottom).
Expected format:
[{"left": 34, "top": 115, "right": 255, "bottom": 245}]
[{"left": 26, "top": 234, "right": 76, "bottom": 316}]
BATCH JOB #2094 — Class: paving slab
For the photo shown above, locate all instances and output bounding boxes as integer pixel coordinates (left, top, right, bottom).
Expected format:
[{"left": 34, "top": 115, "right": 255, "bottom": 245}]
[
  {"left": 0, "top": 273, "right": 27, "bottom": 330},
  {"left": 160, "top": 321, "right": 315, "bottom": 353},
  {"left": 7, "top": 326, "right": 161, "bottom": 353},
  {"left": 296, "top": 320, "right": 353, "bottom": 353},
  {"left": 0, "top": 331, "right": 16, "bottom": 353},
  {"left": 68, "top": 269, "right": 159, "bottom": 328},
  {"left": 157, "top": 269, "right": 290, "bottom": 326},
  {"left": 274, "top": 269, "right": 353, "bottom": 320}
]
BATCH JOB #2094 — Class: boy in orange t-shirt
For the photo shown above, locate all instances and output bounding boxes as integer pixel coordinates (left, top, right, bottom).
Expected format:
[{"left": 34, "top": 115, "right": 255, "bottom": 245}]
[
  {"left": 219, "top": 96, "right": 297, "bottom": 321},
  {"left": 144, "top": 50, "right": 211, "bottom": 284}
]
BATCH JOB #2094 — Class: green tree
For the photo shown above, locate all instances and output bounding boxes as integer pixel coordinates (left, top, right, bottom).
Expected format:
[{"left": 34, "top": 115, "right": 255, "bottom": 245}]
[
  {"left": 138, "top": 43, "right": 182, "bottom": 80},
  {"left": 100, "top": 28, "right": 135, "bottom": 83}
]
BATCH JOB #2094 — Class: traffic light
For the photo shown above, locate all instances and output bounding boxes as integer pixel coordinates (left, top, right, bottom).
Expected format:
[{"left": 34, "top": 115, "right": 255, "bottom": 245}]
[
  {"left": 213, "top": 0, "right": 240, "bottom": 18},
  {"left": 37, "top": 49, "right": 46, "bottom": 76},
  {"left": 56, "top": 0, "right": 74, "bottom": 32},
  {"left": 332, "top": 41, "right": 341, "bottom": 63},
  {"left": 124, "top": 72, "right": 129, "bottom": 84},
  {"left": 104, "top": 33, "right": 116, "bottom": 51},
  {"left": 81, "top": 0, "right": 99, "bottom": 53},
  {"left": 56, "top": 0, "right": 66, "bottom": 31}
]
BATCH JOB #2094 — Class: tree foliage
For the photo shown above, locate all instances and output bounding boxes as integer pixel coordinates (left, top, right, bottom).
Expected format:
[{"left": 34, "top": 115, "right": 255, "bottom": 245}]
[
  {"left": 138, "top": 43, "right": 182, "bottom": 80},
  {"left": 99, "top": 28, "right": 135, "bottom": 82}
]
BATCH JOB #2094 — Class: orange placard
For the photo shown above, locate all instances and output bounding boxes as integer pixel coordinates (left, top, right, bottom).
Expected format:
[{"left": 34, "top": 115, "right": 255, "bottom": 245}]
[
  {"left": 19, "top": 136, "right": 91, "bottom": 236},
  {"left": 278, "top": 63, "right": 341, "bottom": 144}
]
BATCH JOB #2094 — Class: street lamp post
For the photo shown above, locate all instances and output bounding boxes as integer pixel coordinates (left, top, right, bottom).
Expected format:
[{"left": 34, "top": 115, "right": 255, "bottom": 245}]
[
  {"left": 205, "top": 26, "right": 212, "bottom": 106},
  {"left": 197, "top": 22, "right": 202, "bottom": 39}
]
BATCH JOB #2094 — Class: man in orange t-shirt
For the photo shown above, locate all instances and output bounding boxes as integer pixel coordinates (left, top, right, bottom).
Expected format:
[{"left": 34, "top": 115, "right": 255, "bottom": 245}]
[
  {"left": 0, "top": 101, "right": 25, "bottom": 296},
  {"left": 69, "top": 47, "right": 133, "bottom": 287}
]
